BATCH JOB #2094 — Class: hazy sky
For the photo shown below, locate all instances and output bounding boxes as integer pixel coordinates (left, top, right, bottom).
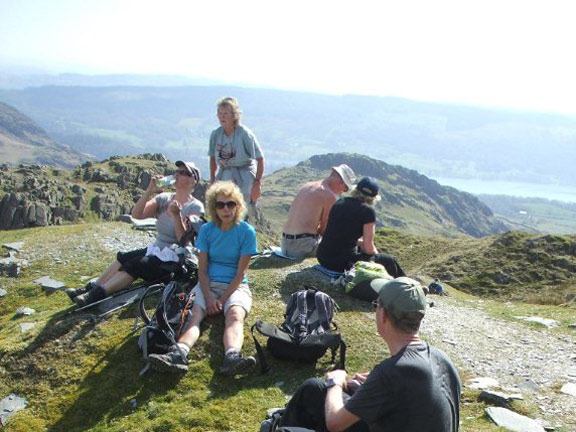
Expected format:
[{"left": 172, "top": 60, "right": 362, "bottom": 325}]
[{"left": 1, "top": 0, "right": 575, "bottom": 115}]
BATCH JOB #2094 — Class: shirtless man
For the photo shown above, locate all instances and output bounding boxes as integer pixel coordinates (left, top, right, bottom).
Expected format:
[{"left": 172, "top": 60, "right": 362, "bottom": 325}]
[{"left": 281, "top": 164, "right": 356, "bottom": 259}]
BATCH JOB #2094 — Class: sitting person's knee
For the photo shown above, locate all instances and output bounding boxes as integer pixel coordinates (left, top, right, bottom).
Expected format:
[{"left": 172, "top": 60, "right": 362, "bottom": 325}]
[{"left": 225, "top": 305, "right": 246, "bottom": 322}]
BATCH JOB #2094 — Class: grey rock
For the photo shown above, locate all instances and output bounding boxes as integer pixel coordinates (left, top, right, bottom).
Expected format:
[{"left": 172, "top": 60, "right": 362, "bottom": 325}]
[
  {"left": 479, "top": 390, "right": 523, "bottom": 407},
  {"left": 19, "top": 322, "right": 36, "bottom": 333},
  {"left": 2, "top": 242, "right": 24, "bottom": 252},
  {"left": 518, "top": 379, "right": 541, "bottom": 393},
  {"left": 466, "top": 377, "right": 499, "bottom": 390},
  {"left": 33, "top": 276, "right": 66, "bottom": 293},
  {"left": 569, "top": 323, "right": 576, "bottom": 329},
  {"left": 0, "top": 288, "right": 6, "bottom": 297},
  {"left": 560, "top": 382, "right": 576, "bottom": 397},
  {"left": 0, "top": 393, "right": 28, "bottom": 426},
  {"left": 0, "top": 256, "right": 26, "bottom": 277},
  {"left": 485, "top": 407, "right": 545, "bottom": 432},
  {"left": 515, "top": 316, "right": 559, "bottom": 328},
  {"left": 16, "top": 307, "right": 36, "bottom": 316}
]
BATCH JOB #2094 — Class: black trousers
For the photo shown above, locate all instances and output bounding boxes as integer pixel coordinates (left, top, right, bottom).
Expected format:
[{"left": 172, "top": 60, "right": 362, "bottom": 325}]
[{"left": 279, "top": 378, "right": 369, "bottom": 432}]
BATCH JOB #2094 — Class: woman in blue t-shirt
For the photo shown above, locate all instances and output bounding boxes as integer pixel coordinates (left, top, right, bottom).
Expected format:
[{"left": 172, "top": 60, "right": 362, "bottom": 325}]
[{"left": 149, "top": 181, "right": 258, "bottom": 376}]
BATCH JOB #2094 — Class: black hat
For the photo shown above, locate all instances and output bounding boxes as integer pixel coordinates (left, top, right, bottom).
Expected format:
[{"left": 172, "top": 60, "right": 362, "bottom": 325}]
[{"left": 356, "top": 177, "right": 379, "bottom": 197}]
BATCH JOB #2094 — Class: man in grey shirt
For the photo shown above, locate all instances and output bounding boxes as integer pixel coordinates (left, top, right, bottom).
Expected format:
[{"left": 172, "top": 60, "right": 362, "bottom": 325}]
[{"left": 278, "top": 277, "right": 461, "bottom": 432}]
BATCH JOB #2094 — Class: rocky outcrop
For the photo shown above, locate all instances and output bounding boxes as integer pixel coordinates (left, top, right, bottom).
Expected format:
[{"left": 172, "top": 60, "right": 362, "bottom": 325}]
[
  {"left": 301, "top": 153, "right": 508, "bottom": 237},
  {"left": 0, "top": 154, "right": 206, "bottom": 230}
]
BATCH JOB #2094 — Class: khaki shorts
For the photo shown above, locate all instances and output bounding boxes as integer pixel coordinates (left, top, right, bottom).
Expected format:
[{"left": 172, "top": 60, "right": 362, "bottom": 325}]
[
  {"left": 192, "top": 281, "right": 252, "bottom": 315},
  {"left": 281, "top": 236, "right": 319, "bottom": 260}
]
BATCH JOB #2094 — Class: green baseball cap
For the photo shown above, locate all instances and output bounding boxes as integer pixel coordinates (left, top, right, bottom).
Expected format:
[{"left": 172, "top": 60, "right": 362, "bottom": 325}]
[{"left": 371, "top": 277, "right": 427, "bottom": 320}]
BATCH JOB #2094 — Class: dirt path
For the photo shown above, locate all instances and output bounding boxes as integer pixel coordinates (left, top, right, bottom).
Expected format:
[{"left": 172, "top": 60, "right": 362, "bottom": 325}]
[{"left": 420, "top": 295, "right": 576, "bottom": 431}]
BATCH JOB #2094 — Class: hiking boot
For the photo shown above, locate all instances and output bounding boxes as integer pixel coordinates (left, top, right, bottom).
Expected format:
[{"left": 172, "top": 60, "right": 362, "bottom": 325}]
[
  {"left": 148, "top": 346, "right": 189, "bottom": 373},
  {"left": 73, "top": 285, "right": 107, "bottom": 307},
  {"left": 219, "top": 351, "right": 256, "bottom": 376},
  {"left": 65, "top": 281, "right": 97, "bottom": 302}
]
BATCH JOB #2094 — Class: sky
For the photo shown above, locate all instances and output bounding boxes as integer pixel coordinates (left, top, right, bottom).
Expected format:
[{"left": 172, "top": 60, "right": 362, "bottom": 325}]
[{"left": 1, "top": 0, "right": 576, "bottom": 115}]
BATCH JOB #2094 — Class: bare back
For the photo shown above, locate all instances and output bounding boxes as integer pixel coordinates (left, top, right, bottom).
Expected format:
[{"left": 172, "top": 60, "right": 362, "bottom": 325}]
[{"left": 283, "top": 180, "right": 337, "bottom": 235}]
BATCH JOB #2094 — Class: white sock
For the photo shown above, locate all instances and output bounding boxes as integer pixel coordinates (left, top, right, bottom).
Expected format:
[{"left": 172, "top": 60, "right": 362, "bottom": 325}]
[
  {"left": 177, "top": 343, "right": 190, "bottom": 357},
  {"left": 225, "top": 348, "right": 240, "bottom": 356}
]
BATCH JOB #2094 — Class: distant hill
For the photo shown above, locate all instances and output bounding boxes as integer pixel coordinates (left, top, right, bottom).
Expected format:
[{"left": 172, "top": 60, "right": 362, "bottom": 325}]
[
  {"left": 260, "top": 153, "right": 508, "bottom": 238},
  {"left": 0, "top": 102, "right": 87, "bottom": 168},
  {"left": 0, "top": 84, "right": 575, "bottom": 187}
]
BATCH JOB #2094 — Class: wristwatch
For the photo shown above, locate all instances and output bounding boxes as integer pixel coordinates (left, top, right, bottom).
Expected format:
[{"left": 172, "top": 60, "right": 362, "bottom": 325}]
[{"left": 325, "top": 378, "right": 341, "bottom": 389}]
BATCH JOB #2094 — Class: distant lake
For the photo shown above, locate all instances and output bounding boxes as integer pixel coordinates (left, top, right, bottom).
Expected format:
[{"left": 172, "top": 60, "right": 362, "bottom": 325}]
[{"left": 434, "top": 178, "right": 576, "bottom": 203}]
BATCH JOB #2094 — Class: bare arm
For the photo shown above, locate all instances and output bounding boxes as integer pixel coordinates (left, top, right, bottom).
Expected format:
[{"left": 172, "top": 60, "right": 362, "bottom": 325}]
[
  {"left": 250, "top": 157, "right": 265, "bottom": 204},
  {"left": 318, "top": 194, "right": 336, "bottom": 235},
  {"left": 167, "top": 200, "right": 186, "bottom": 242},
  {"left": 324, "top": 370, "right": 362, "bottom": 432},
  {"left": 131, "top": 175, "right": 161, "bottom": 219},
  {"left": 218, "top": 254, "right": 251, "bottom": 307},
  {"left": 210, "top": 156, "right": 217, "bottom": 184},
  {"left": 358, "top": 222, "right": 378, "bottom": 255}
]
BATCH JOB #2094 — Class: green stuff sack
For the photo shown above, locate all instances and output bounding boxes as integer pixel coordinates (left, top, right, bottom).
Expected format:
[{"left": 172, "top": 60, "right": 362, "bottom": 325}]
[{"left": 345, "top": 261, "right": 393, "bottom": 302}]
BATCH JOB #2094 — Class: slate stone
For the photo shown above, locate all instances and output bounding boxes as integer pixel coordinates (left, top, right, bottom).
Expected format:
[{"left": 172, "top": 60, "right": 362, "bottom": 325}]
[
  {"left": 466, "top": 377, "right": 499, "bottom": 390},
  {"left": 0, "top": 257, "right": 25, "bottom": 278},
  {"left": 518, "top": 379, "right": 541, "bottom": 393},
  {"left": 16, "top": 307, "right": 36, "bottom": 316},
  {"left": 19, "top": 322, "right": 36, "bottom": 333},
  {"left": 479, "top": 390, "right": 523, "bottom": 407},
  {"left": 516, "top": 316, "right": 559, "bottom": 328},
  {"left": 0, "top": 288, "right": 6, "bottom": 297},
  {"left": 2, "top": 242, "right": 24, "bottom": 252},
  {"left": 0, "top": 393, "right": 28, "bottom": 426},
  {"left": 33, "top": 276, "right": 66, "bottom": 292},
  {"left": 485, "top": 407, "right": 545, "bottom": 432},
  {"left": 560, "top": 382, "right": 576, "bottom": 397},
  {"left": 569, "top": 323, "right": 576, "bottom": 329}
]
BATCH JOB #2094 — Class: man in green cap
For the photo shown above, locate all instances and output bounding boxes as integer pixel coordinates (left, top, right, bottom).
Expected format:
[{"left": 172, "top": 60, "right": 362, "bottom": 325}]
[{"left": 275, "top": 277, "right": 461, "bottom": 432}]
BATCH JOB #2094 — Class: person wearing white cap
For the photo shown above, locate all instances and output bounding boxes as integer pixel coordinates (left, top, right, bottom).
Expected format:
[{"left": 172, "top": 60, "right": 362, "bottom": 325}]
[
  {"left": 278, "top": 277, "right": 461, "bottom": 432},
  {"left": 281, "top": 164, "right": 356, "bottom": 259},
  {"left": 66, "top": 161, "right": 204, "bottom": 307}
]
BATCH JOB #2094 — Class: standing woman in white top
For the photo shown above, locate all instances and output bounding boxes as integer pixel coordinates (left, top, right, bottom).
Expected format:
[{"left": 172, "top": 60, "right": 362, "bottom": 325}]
[
  {"left": 208, "top": 97, "right": 265, "bottom": 218},
  {"left": 66, "top": 161, "right": 204, "bottom": 307}
]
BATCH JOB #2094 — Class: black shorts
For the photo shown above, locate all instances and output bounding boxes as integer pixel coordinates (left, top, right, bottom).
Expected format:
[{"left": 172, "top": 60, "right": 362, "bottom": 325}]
[{"left": 117, "top": 248, "right": 179, "bottom": 282}]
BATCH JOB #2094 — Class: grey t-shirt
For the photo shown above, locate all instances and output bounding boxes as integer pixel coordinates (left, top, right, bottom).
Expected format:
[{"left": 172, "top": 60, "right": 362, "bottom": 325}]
[
  {"left": 345, "top": 343, "right": 461, "bottom": 432},
  {"left": 153, "top": 193, "right": 204, "bottom": 250},
  {"left": 208, "top": 124, "right": 263, "bottom": 168}
]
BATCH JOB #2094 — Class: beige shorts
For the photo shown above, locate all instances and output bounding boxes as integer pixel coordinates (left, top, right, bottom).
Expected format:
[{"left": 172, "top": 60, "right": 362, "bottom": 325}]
[
  {"left": 192, "top": 281, "right": 252, "bottom": 315},
  {"left": 281, "top": 235, "right": 319, "bottom": 260}
]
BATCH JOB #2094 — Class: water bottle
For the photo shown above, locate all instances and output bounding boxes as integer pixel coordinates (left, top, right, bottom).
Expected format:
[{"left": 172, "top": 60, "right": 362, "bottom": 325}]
[{"left": 155, "top": 175, "right": 175, "bottom": 188}]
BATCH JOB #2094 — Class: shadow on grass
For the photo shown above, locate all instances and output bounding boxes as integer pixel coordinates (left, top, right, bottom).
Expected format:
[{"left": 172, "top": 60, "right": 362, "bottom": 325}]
[{"left": 250, "top": 255, "right": 301, "bottom": 270}]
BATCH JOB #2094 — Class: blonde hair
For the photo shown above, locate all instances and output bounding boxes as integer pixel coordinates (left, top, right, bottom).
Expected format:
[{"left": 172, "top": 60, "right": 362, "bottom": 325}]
[
  {"left": 205, "top": 181, "right": 247, "bottom": 227},
  {"left": 351, "top": 188, "right": 381, "bottom": 205},
  {"left": 217, "top": 97, "right": 242, "bottom": 127}
]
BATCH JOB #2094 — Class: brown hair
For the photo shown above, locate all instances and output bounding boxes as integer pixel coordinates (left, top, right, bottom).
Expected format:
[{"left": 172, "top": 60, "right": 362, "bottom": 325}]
[{"left": 217, "top": 97, "right": 242, "bottom": 127}]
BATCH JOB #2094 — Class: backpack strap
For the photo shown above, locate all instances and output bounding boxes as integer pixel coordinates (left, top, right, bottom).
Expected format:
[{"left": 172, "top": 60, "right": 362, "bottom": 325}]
[
  {"left": 294, "top": 290, "right": 309, "bottom": 340},
  {"left": 251, "top": 320, "right": 271, "bottom": 373},
  {"left": 313, "top": 291, "right": 332, "bottom": 335}
]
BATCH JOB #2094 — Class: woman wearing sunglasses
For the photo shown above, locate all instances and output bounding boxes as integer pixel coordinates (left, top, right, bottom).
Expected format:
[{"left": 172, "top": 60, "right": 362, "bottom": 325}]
[
  {"left": 148, "top": 180, "right": 258, "bottom": 376},
  {"left": 66, "top": 161, "right": 204, "bottom": 307}
]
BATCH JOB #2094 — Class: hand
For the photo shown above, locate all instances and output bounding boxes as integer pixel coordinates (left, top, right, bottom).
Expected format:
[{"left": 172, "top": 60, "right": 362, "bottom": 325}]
[
  {"left": 345, "top": 372, "right": 368, "bottom": 393},
  {"left": 168, "top": 200, "right": 182, "bottom": 219},
  {"left": 325, "top": 369, "right": 347, "bottom": 388},
  {"left": 205, "top": 294, "right": 222, "bottom": 316},
  {"left": 147, "top": 175, "right": 163, "bottom": 194},
  {"left": 251, "top": 180, "right": 261, "bottom": 203}
]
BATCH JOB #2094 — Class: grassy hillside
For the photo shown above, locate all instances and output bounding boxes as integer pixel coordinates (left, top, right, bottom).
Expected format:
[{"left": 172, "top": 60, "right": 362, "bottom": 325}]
[{"left": 1, "top": 223, "right": 575, "bottom": 431}]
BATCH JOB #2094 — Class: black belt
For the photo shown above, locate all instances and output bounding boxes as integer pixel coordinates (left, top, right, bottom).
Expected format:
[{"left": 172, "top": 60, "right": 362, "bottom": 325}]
[{"left": 282, "top": 233, "right": 319, "bottom": 240}]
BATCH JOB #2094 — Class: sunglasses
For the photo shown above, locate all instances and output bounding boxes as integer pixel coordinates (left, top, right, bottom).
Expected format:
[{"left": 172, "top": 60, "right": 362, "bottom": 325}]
[
  {"left": 215, "top": 200, "right": 237, "bottom": 210},
  {"left": 175, "top": 169, "right": 192, "bottom": 177},
  {"left": 372, "top": 300, "right": 381, "bottom": 310}
]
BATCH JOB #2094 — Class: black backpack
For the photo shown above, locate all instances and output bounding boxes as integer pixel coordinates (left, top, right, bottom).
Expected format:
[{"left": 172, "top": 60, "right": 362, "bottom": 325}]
[
  {"left": 252, "top": 287, "right": 346, "bottom": 373},
  {"left": 137, "top": 277, "right": 196, "bottom": 375}
]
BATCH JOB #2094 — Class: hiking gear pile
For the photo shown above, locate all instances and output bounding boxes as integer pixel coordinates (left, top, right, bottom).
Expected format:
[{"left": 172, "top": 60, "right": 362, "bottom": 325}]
[{"left": 345, "top": 261, "right": 392, "bottom": 302}]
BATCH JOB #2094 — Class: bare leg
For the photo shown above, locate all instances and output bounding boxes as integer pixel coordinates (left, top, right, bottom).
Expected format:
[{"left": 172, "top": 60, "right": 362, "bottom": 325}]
[
  {"left": 96, "top": 261, "right": 122, "bottom": 285},
  {"left": 178, "top": 304, "right": 206, "bottom": 348},
  {"left": 223, "top": 305, "right": 246, "bottom": 351},
  {"left": 101, "top": 271, "right": 135, "bottom": 295}
]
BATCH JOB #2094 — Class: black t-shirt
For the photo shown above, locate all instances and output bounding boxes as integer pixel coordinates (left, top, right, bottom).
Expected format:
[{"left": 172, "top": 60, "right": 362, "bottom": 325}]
[
  {"left": 345, "top": 343, "right": 461, "bottom": 432},
  {"left": 317, "top": 197, "right": 376, "bottom": 272}
]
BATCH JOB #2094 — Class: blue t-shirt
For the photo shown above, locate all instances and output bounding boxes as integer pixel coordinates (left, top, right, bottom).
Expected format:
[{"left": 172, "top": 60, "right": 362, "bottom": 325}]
[{"left": 195, "top": 221, "right": 258, "bottom": 284}]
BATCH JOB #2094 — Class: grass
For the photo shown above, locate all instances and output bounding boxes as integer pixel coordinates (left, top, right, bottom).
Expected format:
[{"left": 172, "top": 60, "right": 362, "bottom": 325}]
[{"left": 1, "top": 223, "right": 574, "bottom": 431}]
